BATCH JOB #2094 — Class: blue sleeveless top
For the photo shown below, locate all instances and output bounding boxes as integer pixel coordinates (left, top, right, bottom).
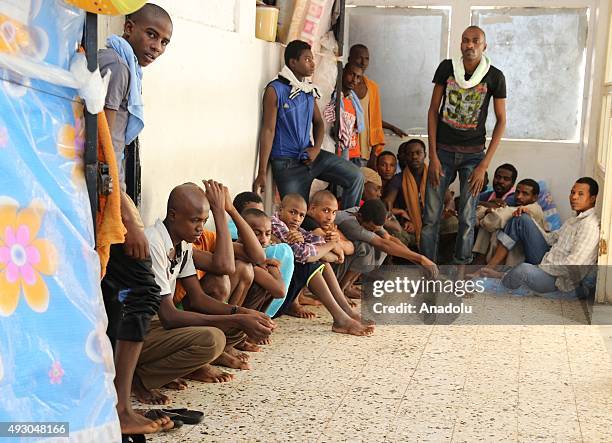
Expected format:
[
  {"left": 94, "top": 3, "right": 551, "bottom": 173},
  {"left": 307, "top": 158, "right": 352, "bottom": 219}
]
[{"left": 268, "top": 78, "right": 314, "bottom": 159}]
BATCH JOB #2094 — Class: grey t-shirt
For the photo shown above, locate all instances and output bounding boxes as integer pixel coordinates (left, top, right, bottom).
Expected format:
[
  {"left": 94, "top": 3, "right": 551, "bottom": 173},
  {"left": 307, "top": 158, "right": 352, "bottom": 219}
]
[
  {"left": 98, "top": 48, "right": 130, "bottom": 190},
  {"left": 335, "top": 207, "right": 386, "bottom": 243}
]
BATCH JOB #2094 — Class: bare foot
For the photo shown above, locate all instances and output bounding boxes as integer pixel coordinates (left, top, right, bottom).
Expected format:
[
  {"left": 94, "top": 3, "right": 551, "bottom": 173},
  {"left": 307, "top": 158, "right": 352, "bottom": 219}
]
[
  {"left": 213, "top": 351, "right": 251, "bottom": 370},
  {"left": 235, "top": 340, "right": 261, "bottom": 352},
  {"left": 286, "top": 301, "right": 316, "bottom": 319},
  {"left": 132, "top": 375, "right": 171, "bottom": 405},
  {"left": 345, "top": 285, "right": 362, "bottom": 299},
  {"left": 348, "top": 309, "right": 376, "bottom": 326},
  {"left": 186, "top": 364, "right": 234, "bottom": 383},
  {"left": 332, "top": 319, "right": 375, "bottom": 337},
  {"left": 345, "top": 296, "right": 358, "bottom": 308},
  {"left": 481, "top": 267, "right": 504, "bottom": 279},
  {"left": 253, "top": 337, "right": 271, "bottom": 346},
  {"left": 226, "top": 346, "right": 250, "bottom": 362},
  {"left": 299, "top": 293, "right": 321, "bottom": 306},
  {"left": 162, "top": 378, "right": 188, "bottom": 390},
  {"left": 118, "top": 408, "right": 160, "bottom": 435}
]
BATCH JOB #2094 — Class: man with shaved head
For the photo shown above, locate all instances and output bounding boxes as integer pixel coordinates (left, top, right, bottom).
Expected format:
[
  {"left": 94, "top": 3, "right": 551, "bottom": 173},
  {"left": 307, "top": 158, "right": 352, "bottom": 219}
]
[
  {"left": 421, "top": 25, "right": 507, "bottom": 265},
  {"left": 134, "top": 181, "right": 276, "bottom": 405},
  {"left": 99, "top": 3, "right": 174, "bottom": 435},
  {"left": 348, "top": 44, "right": 407, "bottom": 168}
]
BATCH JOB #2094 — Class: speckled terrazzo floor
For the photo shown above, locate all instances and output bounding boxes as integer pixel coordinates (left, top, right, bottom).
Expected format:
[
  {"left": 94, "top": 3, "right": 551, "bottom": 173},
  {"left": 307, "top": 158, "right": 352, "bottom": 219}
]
[{"left": 145, "top": 295, "right": 612, "bottom": 443}]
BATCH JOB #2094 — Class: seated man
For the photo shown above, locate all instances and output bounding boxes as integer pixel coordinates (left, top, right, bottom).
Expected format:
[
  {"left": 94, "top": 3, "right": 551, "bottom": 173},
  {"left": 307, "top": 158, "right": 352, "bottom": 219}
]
[
  {"left": 377, "top": 150, "right": 398, "bottom": 193},
  {"left": 473, "top": 178, "right": 543, "bottom": 265},
  {"left": 174, "top": 180, "right": 267, "bottom": 365},
  {"left": 383, "top": 139, "right": 457, "bottom": 251},
  {"left": 335, "top": 199, "right": 439, "bottom": 296},
  {"left": 272, "top": 194, "right": 374, "bottom": 336},
  {"left": 227, "top": 191, "right": 295, "bottom": 315},
  {"left": 324, "top": 62, "right": 365, "bottom": 165},
  {"left": 478, "top": 163, "right": 517, "bottom": 210},
  {"left": 238, "top": 208, "right": 286, "bottom": 346},
  {"left": 482, "top": 177, "right": 600, "bottom": 294},
  {"left": 228, "top": 191, "right": 264, "bottom": 240},
  {"left": 361, "top": 167, "right": 383, "bottom": 202},
  {"left": 302, "top": 190, "right": 355, "bottom": 260},
  {"left": 134, "top": 182, "right": 276, "bottom": 404},
  {"left": 301, "top": 190, "right": 356, "bottom": 304}
]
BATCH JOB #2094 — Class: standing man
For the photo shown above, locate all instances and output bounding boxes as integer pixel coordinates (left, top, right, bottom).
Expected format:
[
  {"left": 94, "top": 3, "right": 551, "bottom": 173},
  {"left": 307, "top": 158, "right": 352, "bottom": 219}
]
[
  {"left": 99, "top": 4, "right": 174, "bottom": 436},
  {"left": 421, "top": 26, "right": 506, "bottom": 264},
  {"left": 253, "top": 40, "right": 364, "bottom": 209},
  {"left": 323, "top": 63, "right": 365, "bottom": 164},
  {"left": 348, "top": 44, "right": 408, "bottom": 168}
]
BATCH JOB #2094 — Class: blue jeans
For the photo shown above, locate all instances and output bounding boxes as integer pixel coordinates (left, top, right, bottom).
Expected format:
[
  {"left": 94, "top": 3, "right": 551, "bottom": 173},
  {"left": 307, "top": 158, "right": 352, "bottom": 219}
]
[
  {"left": 420, "top": 149, "right": 484, "bottom": 264},
  {"left": 502, "top": 263, "right": 557, "bottom": 293},
  {"left": 497, "top": 214, "right": 550, "bottom": 264},
  {"left": 270, "top": 150, "right": 364, "bottom": 209}
]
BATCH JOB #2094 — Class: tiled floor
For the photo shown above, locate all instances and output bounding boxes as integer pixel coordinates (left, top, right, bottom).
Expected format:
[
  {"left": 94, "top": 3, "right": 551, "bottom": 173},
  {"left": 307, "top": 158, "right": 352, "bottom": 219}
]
[{"left": 146, "top": 295, "right": 612, "bottom": 442}]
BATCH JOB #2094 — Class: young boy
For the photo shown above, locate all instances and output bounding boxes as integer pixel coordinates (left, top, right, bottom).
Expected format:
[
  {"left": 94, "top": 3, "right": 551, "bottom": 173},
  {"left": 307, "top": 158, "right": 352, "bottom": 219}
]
[
  {"left": 272, "top": 194, "right": 374, "bottom": 336},
  {"left": 253, "top": 40, "right": 364, "bottom": 209},
  {"left": 240, "top": 208, "right": 287, "bottom": 345},
  {"left": 228, "top": 192, "right": 264, "bottom": 240},
  {"left": 99, "top": 4, "right": 174, "bottom": 435}
]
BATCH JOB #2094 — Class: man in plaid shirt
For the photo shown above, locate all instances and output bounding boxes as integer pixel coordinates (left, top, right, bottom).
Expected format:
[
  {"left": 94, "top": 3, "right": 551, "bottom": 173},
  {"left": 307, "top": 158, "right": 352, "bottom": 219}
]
[
  {"left": 482, "top": 177, "right": 600, "bottom": 293},
  {"left": 271, "top": 194, "right": 374, "bottom": 336}
]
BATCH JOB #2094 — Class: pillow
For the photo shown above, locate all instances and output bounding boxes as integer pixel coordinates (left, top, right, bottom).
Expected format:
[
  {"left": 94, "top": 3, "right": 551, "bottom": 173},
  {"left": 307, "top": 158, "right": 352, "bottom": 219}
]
[{"left": 537, "top": 180, "right": 562, "bottom": 231}]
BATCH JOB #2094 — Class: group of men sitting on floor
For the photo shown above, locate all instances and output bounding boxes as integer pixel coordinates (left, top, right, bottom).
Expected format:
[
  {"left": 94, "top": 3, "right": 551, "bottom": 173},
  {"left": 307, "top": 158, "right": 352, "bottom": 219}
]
[{"left": 99, "top": 6, "right": 601, "bottom": 436}]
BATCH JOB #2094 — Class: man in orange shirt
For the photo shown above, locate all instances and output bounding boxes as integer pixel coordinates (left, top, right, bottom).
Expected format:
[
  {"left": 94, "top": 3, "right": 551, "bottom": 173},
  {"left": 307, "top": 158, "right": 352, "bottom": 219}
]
[{"left": 348, "top": 44, "right": 408, "bottom": 168}]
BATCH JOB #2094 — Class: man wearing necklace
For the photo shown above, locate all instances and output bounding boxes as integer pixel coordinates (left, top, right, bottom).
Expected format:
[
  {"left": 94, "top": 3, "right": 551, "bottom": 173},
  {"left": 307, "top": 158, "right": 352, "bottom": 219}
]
[{"left": 420, "top": 25, "right": 507, "bottom": 265}]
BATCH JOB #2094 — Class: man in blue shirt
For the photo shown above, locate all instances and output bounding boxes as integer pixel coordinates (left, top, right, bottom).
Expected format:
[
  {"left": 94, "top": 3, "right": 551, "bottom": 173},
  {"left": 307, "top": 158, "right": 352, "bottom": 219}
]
[{"left": 253, "top": 40, "right": 364, "bottom": 209}]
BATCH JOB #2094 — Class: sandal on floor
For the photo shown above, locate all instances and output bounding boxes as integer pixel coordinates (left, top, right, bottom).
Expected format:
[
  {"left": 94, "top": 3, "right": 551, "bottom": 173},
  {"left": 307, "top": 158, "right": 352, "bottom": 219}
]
[
  {"left": 122, "top": 434, "right": 146, "bottom": 443},
  {"left": 144, "top": 409, "right": 184, "bottom": 430},
  {"left": 158, "top": 408, "right": 204, "bottom": 425}
]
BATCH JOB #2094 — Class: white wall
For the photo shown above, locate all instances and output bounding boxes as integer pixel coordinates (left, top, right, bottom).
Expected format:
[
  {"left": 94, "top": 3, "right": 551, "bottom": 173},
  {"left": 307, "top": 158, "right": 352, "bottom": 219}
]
[{"left": 135, "top": 0, "right": 283, "bottom": 226}]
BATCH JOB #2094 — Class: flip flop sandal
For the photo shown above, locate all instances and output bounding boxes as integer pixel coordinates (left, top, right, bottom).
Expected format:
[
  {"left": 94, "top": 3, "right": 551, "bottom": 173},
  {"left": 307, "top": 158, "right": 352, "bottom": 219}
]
[
  {"left": 158, "top": 408, "right": 204, "bottom": 425},
  {"left": 122, "top": 434, "right": 146, "bottom": 443},
  {"left": 144, "top": 409, "right": 184, "bottom": 430}
]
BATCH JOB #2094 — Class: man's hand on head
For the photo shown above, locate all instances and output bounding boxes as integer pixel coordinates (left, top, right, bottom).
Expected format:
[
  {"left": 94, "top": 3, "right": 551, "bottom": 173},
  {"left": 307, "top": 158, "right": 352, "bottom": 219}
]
[
  {"left": 223, "top": 186, "right": 235, "bottom": 213},
  {"left": 202, "top": 179, "right": 226, "bottom": 211}
]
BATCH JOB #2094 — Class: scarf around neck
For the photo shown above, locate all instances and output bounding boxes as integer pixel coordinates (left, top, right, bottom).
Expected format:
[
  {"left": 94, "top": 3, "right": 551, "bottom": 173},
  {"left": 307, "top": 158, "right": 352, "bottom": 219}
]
[
  {"left": 106, "top": 35, "right": 144, "bottom": 144},
  {"left": 452, "top": 54, "right": 491, "bottom": 89},
  {"left": 278, "top": 65, "right": 321, "bottom": 100}
]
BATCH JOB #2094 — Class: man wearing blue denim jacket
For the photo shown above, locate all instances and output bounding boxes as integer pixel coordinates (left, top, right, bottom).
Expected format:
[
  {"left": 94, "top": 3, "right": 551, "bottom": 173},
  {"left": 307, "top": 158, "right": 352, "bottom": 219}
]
[{"left": 421, "top": 25, "right": 507, "bottom": 264}]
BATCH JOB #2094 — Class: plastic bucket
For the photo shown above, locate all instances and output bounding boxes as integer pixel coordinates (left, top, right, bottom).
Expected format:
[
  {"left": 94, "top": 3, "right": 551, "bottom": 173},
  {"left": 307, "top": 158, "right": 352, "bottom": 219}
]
[{"left": 255, "top": 6, "right": 279, "bottom": 42}]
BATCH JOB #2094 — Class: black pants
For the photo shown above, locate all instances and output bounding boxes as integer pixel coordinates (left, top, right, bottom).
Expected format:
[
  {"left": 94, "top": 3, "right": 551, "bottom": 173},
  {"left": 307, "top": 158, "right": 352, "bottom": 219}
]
[
  {"left": 102, "top": 244, "right": 161, "bottom": 344},
  {"left": 275, "top": 261, "right": 324, "bottom": 318}
]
